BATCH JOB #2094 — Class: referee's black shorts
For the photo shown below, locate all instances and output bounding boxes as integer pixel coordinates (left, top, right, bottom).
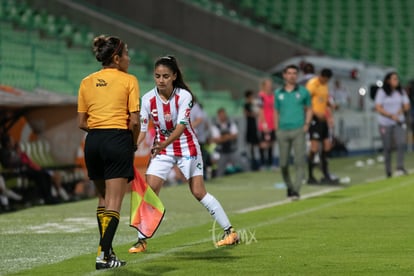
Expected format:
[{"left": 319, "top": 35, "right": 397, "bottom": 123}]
[
  {"left": 84, "top": 129, "right": 134, "bottom": 182},
  {"left": 309, "top": 116, "right": 329, "bottom": 141}
]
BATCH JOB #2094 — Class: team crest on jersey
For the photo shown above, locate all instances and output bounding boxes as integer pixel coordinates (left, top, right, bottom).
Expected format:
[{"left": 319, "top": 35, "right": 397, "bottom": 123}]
[{"left": 164, "top": 113, "right": 172, "bottom": 122}]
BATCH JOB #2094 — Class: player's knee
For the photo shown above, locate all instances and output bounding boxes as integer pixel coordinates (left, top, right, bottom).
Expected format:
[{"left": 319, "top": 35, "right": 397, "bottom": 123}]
[{"left": 192, "top": 190, "right": 206, "bottom": 201}]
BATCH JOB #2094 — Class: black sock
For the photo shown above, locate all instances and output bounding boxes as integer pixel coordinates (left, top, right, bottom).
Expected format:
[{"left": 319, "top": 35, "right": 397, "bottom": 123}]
[
  {"left": 99, "top": 210, "right": 120, "bottom": 259},
  {"left": 259, "top": 148, "right": 265, "bottom": 166},
  {"left": 267, "top": 147, "right": 273, "bottom": 166},
  {"left": 250, "top": 145, "right": 255, "bottom": 161},
  {"left": 321, "top": 151, "right": 330, "bottom": 178},
  {"left": 308, "top": 151, "right": 315, "bottom": 179}
]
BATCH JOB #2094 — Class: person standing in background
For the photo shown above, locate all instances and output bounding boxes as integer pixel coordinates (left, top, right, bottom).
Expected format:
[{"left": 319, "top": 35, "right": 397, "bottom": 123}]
[
  {"left": 210, "top": 107, "right": 240, "bottom": 177},
  {"left": 306, "top": 68, "right": 337, "bottom": 184},
  {"left": 243, "top": 89, "right": 260, "bottom": 170},
  {"left": 331, "top": 79, "right": 351, "bottom": 109},
  {"left": 78, "top": 35, "right": 140, "bottom": 270},
  {"left": 298, "top": 62, "right": 315, "bottom": 85},
  {"left": 375, "top": 72, "right": 410, "bottom": 177},
  {"left": 275, "top": 65, "right": 313, "bottom": 200},
  {"left": 257, "top": 78, "right": 276, "bottom": 170}
]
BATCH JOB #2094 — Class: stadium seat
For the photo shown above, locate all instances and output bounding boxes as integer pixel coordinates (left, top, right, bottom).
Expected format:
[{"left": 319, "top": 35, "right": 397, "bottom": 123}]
[
  {"left": 221, "top": 0, "right": 413, "bottom": 81},
  {"left": 0, "top": 67, "right": 38, "bottom": 91},
  {"left": 0, "top": 2, "right": 217, "bottom": 102},
  {"left": 34, "top": 49, "right": 67, "bottom": 78}
]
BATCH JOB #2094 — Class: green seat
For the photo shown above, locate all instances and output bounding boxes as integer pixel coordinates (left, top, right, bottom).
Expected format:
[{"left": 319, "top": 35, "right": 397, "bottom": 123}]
[
  {"left": 128, "top": 65, "right": 148, "bottom": 80},
  {"left": 34, "top": 49, "right": 67, "bottom": 78},
  {"left": 139, "top": 81, "right": 155, "bottom": 94},
  {"left": 0, "top": 67, "right": 37, "bottom": 91},
  {"left": 0, "top": 41, "right": 33, "bottom": 69},
  {"left": 38, "top": 76, "right": 76, "bottom": 95}
]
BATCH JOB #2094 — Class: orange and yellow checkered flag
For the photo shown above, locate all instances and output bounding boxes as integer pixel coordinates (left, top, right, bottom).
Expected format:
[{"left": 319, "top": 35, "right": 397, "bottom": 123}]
[{"left": 130, "top": 167, "right": 165, "bottom": 238}]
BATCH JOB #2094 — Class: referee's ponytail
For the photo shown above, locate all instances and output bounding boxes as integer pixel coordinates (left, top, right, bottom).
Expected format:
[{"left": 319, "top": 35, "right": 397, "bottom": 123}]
[{"left": 155, "top": 55, "right": 193, "bottom": 99}]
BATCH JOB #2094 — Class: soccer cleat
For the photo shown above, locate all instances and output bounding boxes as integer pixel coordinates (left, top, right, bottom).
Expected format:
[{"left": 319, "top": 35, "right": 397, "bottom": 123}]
[
  {"left": 128, "top": 239, "right": 147, "bottom": 253},
  {"left": 307, "top": 177, "right": 319, "bottom": 185},
  {"left": 320, "top": 176, "right": 339, "bottom": 185},
  {"left": 216, "top": 227, "right": 240, "bottom": 247},
  {"left": 395, "top": 168, "right": 408, "bottom": 176},
  {"left": 95, "top": 255, "right": 126, "bottom": 270},
  {"left": 287, "top": 189, "right": 300, "bottom": 201}
]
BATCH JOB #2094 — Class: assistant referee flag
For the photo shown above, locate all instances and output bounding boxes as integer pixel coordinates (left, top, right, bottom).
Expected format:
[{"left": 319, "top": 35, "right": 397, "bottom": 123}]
[{"left": 130, "top": 167, "right": 165, "bottom": 238}]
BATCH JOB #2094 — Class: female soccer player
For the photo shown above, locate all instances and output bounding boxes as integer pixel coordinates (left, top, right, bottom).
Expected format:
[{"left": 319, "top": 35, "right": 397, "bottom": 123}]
[
  {"left": 77, "top": 35, "right": 140, "bottom": 270},
  {"left": 129, "top": 55, "right": 239, "bottom": 253}
]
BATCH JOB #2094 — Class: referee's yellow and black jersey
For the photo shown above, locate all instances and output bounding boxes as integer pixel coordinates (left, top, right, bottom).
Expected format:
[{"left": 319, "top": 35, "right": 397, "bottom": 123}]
[
  {"left": 77, "top": 68, "right": 140, "bottom": 129},
  {"left": 306, "top": 76, "right": 329, "bottom": 117}
]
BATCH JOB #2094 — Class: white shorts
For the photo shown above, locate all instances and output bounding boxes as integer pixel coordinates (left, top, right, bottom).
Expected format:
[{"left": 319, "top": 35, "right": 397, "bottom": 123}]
[{"left": 146, "top": 154, "right": 203, "bottom": 180}]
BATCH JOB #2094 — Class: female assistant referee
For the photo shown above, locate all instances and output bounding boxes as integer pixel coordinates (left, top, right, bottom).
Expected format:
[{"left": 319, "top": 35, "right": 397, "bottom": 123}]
[{"left": 77, "top": 35, "right": 140, "bottom": 270}]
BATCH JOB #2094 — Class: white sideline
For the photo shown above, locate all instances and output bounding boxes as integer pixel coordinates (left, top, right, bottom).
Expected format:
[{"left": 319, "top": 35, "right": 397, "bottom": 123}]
[{"left": 235, "top": 187, "right": 342, "bottom": 214}]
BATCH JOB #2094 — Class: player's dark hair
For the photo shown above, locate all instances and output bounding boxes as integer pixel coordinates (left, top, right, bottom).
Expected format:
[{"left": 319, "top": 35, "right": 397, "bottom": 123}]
[
  {"left": 244, "top": 89, "right": 254, "bottom": 98},
  {"left": 283, "top": 64, "right": 299, "bottom": 73},
  {"left": 155, "top": 55, "right": 193, "bottom": 97},
  {"left": 382, "top": 72, "right": 402, "bottom": 96},
  {"left": 93, "top": 35, "right": 124, "bottom": 66},
  {"left": 320, "top": 68, "right": 333, "bottom": 78},
  {"left": 302, "top": 63, "right": 315, "bottom": 74}
]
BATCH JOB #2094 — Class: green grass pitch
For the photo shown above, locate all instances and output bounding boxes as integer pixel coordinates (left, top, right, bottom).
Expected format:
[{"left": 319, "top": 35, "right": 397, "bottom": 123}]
[{"left": 1, "top": 153, "right": 414, "bottom": 275}]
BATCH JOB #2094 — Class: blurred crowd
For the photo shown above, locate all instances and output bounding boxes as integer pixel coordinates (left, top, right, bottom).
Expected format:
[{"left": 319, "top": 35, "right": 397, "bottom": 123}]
[{"left": 0, "top": 132, "right": 95, "bottom": 213}]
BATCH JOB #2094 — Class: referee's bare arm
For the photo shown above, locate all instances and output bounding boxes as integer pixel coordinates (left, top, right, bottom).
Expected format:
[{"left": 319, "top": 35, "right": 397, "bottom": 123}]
[
  {"left": 129, "top": 111, "right": 140, "bottom": 149},
  {"left": 77, "top": 112, "right": 89, "bottom": 132}
]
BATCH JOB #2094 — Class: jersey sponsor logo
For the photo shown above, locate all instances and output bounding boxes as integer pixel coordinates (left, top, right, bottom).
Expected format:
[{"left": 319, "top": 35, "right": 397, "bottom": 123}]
[
  {"left": 160, "top": 127, "right": 175, "bottom": 136},
  {"left": 188, "top": 101, "right": 193, "bottom": 108},
  {"left": 96, "top": 79, "right": 107, "bottom": 87}
]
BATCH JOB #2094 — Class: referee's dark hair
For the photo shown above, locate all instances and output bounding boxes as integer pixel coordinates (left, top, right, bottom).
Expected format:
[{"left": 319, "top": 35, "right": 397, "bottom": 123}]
[{"left": 320, "top": 68, "right": 333, "bottom": 78}]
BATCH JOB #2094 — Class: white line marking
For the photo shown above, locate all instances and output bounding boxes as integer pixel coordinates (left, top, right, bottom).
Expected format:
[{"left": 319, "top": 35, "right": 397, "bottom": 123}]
[{"left": 236, "top": 187, "right": 342, "bottom": 214}]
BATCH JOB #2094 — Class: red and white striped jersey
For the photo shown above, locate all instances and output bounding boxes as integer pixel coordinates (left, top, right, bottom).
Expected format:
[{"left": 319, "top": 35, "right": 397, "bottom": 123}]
[{"left": 140, "top": 87, "right": 200, "bottom": 157}]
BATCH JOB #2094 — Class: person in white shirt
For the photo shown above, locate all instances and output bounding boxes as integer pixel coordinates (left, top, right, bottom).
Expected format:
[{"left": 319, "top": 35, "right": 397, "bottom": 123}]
[{"left": 375, "top": 72, "right": 410, "bottom": 177}]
